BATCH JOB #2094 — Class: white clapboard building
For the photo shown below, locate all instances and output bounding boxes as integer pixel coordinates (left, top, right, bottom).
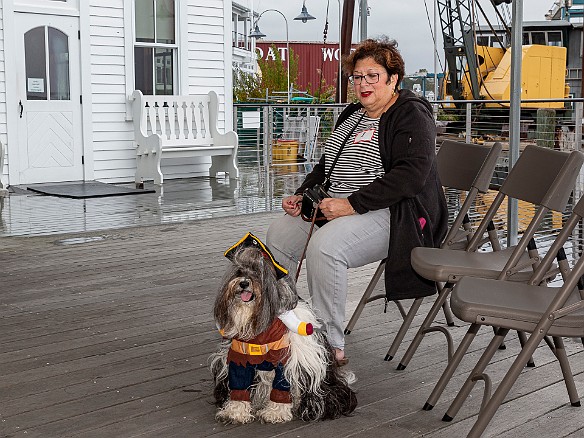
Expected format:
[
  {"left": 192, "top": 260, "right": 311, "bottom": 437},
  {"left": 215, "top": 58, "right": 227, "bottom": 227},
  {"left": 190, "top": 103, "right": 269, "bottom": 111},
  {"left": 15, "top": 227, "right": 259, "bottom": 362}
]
[{"left": 0, "top": 0, "right": 254, "bottom": 187}]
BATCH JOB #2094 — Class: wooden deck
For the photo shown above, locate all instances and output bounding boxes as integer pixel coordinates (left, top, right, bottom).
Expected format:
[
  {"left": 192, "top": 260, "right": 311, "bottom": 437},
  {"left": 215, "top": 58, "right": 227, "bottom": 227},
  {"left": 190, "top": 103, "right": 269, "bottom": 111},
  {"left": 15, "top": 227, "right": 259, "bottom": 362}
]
[{"left": 2, "top": 211, "right": 584, "bottom": 437}]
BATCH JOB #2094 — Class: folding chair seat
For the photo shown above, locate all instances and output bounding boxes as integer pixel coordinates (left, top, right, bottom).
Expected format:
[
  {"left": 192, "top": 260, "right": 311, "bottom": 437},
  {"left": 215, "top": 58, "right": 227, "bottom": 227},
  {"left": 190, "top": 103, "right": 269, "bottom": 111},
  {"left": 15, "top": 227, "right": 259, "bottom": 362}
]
[
  {"left": 414, "top": 145, "right": 584, "bottom": 410},
  {"left": 344, "top": 140, "right": 503, "bottom": 360},
  {"left": 431, "top": 194, "right": 584, "bottom": 437}
]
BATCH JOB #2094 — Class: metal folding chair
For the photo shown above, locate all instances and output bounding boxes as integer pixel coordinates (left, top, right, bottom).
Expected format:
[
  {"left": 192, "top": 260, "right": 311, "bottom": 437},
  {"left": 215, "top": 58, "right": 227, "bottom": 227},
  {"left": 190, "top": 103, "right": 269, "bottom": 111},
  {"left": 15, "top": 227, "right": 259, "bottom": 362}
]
[
  {"left": 434, "top": 193, "right": 584, "bottom": 437},
  {"left": 414, "top": 145, "right": 584, "bottom": 411},
  {"left": 344, "top": 140, "right": 503, "bottom": 361}
]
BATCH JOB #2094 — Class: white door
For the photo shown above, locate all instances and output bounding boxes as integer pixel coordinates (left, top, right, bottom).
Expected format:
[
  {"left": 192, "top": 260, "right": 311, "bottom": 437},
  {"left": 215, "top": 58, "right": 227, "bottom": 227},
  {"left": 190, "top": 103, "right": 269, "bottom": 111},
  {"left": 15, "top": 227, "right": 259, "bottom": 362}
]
[{"left": 15, "top": 13, "right": 83, "bottom": 184}]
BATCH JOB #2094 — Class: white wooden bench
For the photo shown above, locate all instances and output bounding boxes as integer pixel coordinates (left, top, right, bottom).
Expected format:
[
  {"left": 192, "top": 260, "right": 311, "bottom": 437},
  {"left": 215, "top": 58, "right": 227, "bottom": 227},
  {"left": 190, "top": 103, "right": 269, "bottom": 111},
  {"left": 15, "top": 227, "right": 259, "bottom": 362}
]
[{"left": 131, "top": 90, "right": 239, "bottom": 185}]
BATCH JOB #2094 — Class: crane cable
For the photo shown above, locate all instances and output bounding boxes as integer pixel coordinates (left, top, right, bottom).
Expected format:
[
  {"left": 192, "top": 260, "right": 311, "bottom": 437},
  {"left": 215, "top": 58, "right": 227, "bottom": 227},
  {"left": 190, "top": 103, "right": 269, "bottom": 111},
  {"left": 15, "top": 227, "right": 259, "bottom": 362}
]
[
  {"left": 316, "top": 0, "right": 331, "bottom": 101},
  {"left": 423, "top": 0, "right": 444, "bottom": 98},
  {"left": 423, "top": 0, "right": 444, "bottom": 73}
]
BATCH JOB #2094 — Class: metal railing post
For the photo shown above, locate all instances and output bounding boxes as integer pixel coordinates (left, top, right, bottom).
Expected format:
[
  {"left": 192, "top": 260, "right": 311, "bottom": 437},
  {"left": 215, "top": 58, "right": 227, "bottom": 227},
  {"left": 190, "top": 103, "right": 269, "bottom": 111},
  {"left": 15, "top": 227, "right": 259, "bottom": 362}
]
[
  {"left": 263, "top": 106, "right": 271, "bottom": 167},
  {"left": 465, "top": 102, "right": 472, "bottom": 144},
  {"left": 575, "top": 102, "right": 583, "bottom": 153}
]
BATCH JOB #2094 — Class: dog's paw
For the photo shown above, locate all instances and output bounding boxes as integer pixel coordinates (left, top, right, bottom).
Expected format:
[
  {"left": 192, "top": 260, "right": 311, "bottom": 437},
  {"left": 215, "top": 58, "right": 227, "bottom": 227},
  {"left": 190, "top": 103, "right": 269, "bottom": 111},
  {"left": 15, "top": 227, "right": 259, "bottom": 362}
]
[
  {"left": 256, "top": 400, "right": 293, "bottom": 424},
  {"left": 216, "top": 400, "right": 254, "bottom": 424}
]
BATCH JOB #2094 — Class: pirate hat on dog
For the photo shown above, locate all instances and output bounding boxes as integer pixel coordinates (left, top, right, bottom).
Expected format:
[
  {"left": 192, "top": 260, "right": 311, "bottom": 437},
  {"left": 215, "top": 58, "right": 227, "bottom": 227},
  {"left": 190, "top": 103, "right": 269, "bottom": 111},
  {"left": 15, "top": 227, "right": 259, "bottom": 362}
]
[{"left": 224, "top": 232, "right": 288, "bottom": 279}]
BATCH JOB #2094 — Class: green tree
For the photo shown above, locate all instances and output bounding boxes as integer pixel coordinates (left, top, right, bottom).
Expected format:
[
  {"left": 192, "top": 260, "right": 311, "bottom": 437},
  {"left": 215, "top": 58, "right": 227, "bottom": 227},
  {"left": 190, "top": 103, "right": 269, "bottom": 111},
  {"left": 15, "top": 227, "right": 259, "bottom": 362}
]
[{"left": 233, "top": 68, "right": 263, "bottom": 102}]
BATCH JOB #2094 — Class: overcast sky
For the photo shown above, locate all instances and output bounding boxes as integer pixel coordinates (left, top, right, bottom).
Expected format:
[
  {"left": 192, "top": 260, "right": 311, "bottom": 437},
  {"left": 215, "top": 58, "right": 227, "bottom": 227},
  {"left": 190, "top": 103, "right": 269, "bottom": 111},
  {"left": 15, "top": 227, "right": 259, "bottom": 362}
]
[{"left": 250, "top": 0, "right": 559, "bottom": 74}]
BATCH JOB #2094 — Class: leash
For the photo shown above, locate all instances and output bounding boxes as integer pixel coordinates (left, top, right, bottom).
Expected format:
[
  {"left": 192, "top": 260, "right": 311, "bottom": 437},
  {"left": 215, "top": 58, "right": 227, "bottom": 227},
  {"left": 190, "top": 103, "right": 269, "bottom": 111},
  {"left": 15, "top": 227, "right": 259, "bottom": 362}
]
[{"left": 295, "top": 204, "right": 320, "bottom": 282}]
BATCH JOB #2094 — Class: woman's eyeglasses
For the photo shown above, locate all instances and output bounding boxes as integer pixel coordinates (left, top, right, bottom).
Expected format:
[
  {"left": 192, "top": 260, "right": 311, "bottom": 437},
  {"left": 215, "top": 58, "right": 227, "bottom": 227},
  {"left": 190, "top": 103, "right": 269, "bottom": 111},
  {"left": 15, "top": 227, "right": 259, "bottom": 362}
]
[{"left": 348, "top": 73, "right": 382, "bottom": 85}]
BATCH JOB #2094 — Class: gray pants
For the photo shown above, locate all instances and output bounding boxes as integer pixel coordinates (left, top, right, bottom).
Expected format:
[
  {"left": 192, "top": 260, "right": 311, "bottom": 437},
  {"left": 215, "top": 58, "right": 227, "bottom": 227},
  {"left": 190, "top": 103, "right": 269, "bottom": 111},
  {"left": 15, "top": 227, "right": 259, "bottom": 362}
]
[{"left": 266, "top": 207, "right": 390, "bottom": 350}]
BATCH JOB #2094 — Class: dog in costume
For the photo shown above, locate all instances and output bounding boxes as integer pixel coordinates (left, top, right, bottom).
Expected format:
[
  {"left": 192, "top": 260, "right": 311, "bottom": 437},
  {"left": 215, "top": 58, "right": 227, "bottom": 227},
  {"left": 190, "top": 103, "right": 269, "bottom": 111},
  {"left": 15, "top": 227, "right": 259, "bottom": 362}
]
[{"left": 210, "top": 232, "right": 357, "bottom": 424}]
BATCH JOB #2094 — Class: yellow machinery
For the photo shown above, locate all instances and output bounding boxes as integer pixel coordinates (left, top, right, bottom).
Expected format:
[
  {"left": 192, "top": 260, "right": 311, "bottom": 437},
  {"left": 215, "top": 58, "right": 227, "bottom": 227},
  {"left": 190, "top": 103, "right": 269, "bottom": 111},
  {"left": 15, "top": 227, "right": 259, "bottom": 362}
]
[
  {"left": 438, "top": 0, "right": 569, "bottom": 109},
  {"left": 481, "top": 45, "right": 569, "bottom": 108},
  {"left": 444, "top": 44, "right": 569, "bottom": 108}
]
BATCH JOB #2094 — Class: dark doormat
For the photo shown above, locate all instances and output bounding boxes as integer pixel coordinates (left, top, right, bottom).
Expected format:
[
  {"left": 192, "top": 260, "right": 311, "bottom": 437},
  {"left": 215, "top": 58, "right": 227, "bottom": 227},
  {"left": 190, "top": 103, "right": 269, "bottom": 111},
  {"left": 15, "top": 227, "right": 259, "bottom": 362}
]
[{"left": 26, "top": 181, "right": 156, "bottom": 199}]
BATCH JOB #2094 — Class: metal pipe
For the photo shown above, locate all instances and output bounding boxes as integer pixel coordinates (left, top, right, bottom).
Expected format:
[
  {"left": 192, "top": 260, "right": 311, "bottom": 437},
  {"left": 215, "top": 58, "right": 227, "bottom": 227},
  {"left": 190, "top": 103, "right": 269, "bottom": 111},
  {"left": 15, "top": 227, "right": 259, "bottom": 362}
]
[
  {"left": 360, "top": 0, "right": 367, "bottom": 41},
  {"left": 507, "top": 0, "right": 523, "bottom": 247}
]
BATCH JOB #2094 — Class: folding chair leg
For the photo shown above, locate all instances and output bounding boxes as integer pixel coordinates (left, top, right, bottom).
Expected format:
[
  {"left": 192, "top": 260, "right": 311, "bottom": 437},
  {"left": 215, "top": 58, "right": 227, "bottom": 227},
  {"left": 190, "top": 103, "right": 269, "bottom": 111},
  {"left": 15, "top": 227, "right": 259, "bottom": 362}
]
[
  {"left": 423, "top": 323, "right": 481, "bottom": 411},
  {"left": 442, "top": 300, "right": 455, "bottom": 327},
  {"left": 552, "top": 336, "right": 581, "bottom": 406},
  {"left": 443, "top": 327, "right": 510, "bottom": 421},
  {"left": 398, "top": 283, "right": 454, "bottom": 370},
  {"left": 344, "top": 260, "right": 385, "bottom": 335},
  {"left": 516, "top": 331, "right": 536, "bottom": 367},
  {"left": 467, "top": 329, "right": 548, "bottom": 437},
  {"left": 385, "top": 298, "right": 423, "bottom": 361}
]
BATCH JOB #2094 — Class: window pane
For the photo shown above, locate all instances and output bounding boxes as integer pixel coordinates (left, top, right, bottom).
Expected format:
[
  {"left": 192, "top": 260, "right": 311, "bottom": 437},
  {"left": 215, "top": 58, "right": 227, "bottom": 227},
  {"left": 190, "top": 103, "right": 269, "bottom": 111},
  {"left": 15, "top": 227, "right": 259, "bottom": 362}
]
[
  {"left": 25, "top": 27, "right": 47, "bottom": 100},
  {"left": 48, "top": 27, "right": 70, "bottom": 100},
  {"left": 154, "top": 48, "right": 173, "bottom": 95},
  {"left": 522, "top": 32, "right": 530, "bottom": 45},
  {"left": 531, "top": 32, "right": 546, "bottom": 45},
  {"left": 476, "top": 36, "right": 489, "bottom": 47},
  {"left": 547, "top": 31, "right": 563, "bottom": 47},
  {"left": 156, "top": 0, "right": 175, "bottom": 44},
  {"left": 135, "top": 46, "right": 154, "bottom": 95},
  {"left": 135, "top": 0, "right": 155, "bottom": 43}
]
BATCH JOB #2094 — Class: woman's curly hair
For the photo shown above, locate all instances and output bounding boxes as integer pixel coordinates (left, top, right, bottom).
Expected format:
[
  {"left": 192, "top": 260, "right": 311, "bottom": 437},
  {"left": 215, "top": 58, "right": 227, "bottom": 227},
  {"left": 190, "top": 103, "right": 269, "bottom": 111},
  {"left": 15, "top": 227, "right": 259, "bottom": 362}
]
[{"left": 342, "top": 36, "right": 405, "bottom": 90}]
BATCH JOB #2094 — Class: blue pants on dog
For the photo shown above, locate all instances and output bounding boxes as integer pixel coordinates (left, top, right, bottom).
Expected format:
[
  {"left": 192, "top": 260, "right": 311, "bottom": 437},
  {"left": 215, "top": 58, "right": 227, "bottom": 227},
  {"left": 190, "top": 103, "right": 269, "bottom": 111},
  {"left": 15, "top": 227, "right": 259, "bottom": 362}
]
[{"left": 228, "top": 360, "right": 291, "bottom": 403}]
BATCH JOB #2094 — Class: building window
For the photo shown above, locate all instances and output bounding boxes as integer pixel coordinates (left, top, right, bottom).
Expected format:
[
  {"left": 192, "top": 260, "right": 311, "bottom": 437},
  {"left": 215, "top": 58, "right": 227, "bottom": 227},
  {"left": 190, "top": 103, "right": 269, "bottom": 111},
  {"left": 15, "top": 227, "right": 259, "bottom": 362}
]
[
  {"left": 24, "top": 26, "right": 70, "bottom": 101},
  {"left": 547, "top": 31, "right": 563, "bottom": 47},
  {"left": 476, "top": 36, "right": 490, "bottom": 47},
  {"left": 232, "top": 8, "right": 252, "bottom": 51},
  {"left": 531, "top": 31, "right": 546, "bottom": 45},
  {"left": 134, "top": 0, "right": 176, "bottom": 95}
]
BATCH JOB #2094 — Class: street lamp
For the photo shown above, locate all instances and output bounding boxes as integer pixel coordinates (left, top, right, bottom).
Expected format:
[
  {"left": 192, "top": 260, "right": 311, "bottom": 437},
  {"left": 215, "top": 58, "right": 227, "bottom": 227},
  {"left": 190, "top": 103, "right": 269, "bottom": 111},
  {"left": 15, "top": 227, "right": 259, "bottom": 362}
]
[
  {"left": 294, "top": 1, "right": 316, "bottom": 23},
  {"left": 249, "top": 9, "right": 290, "bottom": 104},
  {"left": 296, "top": 1, "right": 342, "bottom": 103}
]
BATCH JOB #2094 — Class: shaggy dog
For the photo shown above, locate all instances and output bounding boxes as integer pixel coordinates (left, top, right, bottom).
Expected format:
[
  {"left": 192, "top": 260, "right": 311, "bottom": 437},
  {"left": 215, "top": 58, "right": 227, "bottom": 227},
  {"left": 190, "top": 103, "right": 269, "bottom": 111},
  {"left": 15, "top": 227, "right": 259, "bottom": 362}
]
[{"left": 209, "top": 233, "right": 357, "bottom": 424}]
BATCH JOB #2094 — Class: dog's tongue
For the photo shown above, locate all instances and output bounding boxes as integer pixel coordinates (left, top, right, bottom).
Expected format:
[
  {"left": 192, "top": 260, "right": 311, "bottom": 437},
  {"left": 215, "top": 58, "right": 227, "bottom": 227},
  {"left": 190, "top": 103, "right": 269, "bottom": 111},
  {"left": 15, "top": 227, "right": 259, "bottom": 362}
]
[{"left": 240, "top": 291, "right": 253, "bottom": 302}]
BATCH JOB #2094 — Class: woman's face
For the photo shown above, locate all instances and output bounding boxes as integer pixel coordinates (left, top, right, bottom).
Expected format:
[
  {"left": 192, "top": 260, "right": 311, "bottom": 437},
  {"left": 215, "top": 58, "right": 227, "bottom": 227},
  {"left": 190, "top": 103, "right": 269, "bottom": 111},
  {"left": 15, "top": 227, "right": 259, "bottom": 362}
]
[{"left": 352, "top": 57, "right": 396, "bottom": 115}]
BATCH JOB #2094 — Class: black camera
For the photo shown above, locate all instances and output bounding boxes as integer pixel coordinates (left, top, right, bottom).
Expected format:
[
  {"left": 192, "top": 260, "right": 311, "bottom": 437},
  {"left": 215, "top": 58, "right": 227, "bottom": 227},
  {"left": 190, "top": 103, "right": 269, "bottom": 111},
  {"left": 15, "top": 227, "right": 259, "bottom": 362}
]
[{"left": 301, "top": 184, "right": 330, "bottom": 223}]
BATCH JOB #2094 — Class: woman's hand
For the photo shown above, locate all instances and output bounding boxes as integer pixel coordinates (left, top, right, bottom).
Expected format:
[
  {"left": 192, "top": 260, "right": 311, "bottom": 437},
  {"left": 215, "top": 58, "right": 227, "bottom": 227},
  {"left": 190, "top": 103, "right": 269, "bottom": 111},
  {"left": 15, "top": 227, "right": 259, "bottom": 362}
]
[
  {"left": 319, "top": 198, "right": 356, "bottom": 220},
  {"left": 282, "top": 195, "right": 303, "bottom": 216}
]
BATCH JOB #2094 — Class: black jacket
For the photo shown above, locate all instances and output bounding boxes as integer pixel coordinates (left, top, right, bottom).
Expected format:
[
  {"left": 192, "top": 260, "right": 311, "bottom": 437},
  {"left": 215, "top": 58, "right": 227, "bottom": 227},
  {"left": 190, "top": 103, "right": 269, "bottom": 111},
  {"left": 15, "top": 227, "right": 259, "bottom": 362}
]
[{"left": 296, "top": 89, "right": 448, "bottom": 300}]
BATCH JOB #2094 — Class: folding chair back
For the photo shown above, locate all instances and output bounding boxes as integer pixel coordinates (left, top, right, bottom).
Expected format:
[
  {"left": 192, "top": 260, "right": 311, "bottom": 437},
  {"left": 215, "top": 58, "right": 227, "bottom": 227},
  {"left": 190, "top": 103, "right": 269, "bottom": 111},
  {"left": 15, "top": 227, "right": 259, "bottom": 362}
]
[
  {"left": 441, "top": 194, "right": 584, "bottom": 436},
  {"left": 438, "top": 141, "right": 503, "bottom": 250},
  {"left": 437, "top": 140, "right": 500, "bottom": 194},
  {"left": 499, "top": 144, "right": 582, "bottom": 212}
]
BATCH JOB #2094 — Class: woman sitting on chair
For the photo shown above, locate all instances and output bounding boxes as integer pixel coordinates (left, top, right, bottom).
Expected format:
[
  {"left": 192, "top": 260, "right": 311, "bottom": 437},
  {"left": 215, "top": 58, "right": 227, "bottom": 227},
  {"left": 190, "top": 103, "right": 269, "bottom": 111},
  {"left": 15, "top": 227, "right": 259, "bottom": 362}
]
[{"left": 266, "top": 36, "right": 448, "bottom": 366}]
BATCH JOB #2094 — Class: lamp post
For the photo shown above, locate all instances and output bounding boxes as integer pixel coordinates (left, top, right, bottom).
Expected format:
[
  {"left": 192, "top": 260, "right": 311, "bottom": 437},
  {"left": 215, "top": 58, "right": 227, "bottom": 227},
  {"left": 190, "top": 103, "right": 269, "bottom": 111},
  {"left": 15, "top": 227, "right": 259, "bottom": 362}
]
[
  {"left": 249, "top": 9, "right": 290, "bottom": 104},
  {"left": 296, "top": 1, "right": 342, "bottom": 103}
]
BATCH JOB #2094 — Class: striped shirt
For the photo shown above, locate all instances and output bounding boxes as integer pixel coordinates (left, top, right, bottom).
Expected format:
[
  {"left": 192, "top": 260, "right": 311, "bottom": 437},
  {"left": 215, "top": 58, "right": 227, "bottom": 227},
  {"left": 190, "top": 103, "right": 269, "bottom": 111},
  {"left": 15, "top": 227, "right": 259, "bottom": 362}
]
[{"left": 325, "top": 111, "right": 384, "bottom": 194}]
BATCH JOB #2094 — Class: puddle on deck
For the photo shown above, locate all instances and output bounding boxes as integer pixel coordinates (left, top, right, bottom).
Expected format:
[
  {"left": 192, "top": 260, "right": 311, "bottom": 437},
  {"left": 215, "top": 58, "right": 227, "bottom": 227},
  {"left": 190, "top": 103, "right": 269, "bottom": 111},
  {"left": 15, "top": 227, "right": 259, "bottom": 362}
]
[{"left": 0, "top": 165, "right": 310, "bottom": 237}]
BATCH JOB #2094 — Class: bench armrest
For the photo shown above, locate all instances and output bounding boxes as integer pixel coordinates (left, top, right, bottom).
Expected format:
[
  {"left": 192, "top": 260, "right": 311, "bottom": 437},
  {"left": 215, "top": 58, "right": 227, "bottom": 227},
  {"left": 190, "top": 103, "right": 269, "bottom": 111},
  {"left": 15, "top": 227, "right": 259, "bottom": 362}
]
[{"left": 213, "top": 130, "right": 238, "bottom": 148}]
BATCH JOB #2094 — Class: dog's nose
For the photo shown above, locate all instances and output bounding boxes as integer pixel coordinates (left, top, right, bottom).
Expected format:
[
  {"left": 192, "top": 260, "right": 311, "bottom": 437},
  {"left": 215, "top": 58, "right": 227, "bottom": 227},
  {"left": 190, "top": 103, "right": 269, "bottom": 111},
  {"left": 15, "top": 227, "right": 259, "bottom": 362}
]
[{"left": 239, "top": 280, "right": 250, "bottom": 289}]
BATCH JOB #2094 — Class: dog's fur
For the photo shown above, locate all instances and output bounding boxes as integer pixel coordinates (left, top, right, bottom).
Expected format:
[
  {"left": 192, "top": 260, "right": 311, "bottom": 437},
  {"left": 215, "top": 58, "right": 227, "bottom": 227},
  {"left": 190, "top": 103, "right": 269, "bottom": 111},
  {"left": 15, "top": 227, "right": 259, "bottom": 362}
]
[{"left": 210, "top": 246, "right": 357, "bottom": 424}]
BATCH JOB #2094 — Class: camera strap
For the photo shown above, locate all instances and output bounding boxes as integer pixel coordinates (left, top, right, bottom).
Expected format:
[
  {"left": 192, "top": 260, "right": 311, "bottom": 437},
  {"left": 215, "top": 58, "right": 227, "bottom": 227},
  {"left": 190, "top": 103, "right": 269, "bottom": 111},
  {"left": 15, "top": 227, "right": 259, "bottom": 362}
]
[{"left": 322, "top": 110, "right": 366, "bottom": 190}]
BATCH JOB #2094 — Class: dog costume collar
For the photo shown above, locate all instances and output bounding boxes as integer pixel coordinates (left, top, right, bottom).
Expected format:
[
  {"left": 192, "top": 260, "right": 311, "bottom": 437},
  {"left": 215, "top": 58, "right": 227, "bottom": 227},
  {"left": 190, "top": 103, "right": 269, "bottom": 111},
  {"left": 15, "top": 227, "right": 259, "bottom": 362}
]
[
  {"left": 230, "top": 336, "right": 290, "bottom": 356},
  {"left": 224, "top": 232, "right": 288, "bottom": 279}
]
